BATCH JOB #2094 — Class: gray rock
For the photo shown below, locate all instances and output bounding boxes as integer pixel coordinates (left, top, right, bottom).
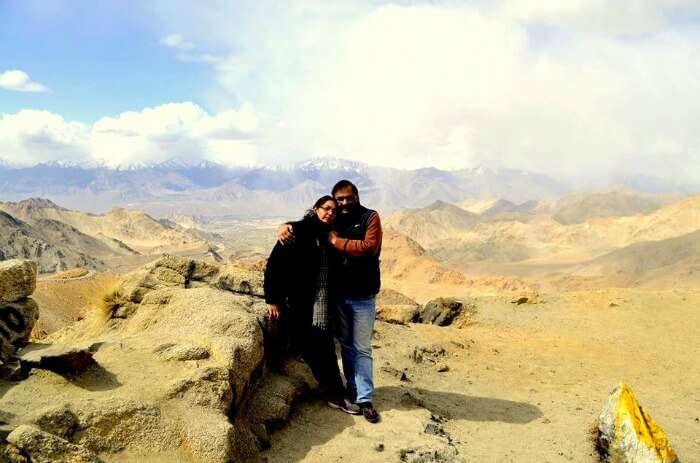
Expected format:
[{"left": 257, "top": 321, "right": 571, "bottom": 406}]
[
  {"left": 214, "top": 264, "right": 264, "bottom": 297},
  {"left": 436, "top": 363, "right": 449, "bottom": 372},
  {"left": 410, "top": 344, "right": 447, "bottom": 364},
  {"left": 418, "top": 298, "right": 464, "bottom": 326},
  {"left": 31, "top": 405, "right": 79, "bottom": 440},
  {"left": 0, "top": 298, "right": 39, "bottom": 362},
  {"left": 7, "top": 424, "right": 103, "bottom": 463},
  {"left": 0, "top": 260, "right": 36, "bottom": 304}
]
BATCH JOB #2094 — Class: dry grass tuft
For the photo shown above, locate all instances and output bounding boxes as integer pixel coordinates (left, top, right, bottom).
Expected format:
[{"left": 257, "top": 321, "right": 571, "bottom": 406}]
[{"left": 100, "top": 286, "right": 124, "bottom": 319}]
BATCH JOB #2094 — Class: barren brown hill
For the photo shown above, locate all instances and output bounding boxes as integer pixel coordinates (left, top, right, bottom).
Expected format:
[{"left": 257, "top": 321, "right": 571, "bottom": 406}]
[
  {"left": 381, "top": 230, "right": 535, "bottom": 301},
  {"left": 384, "top": 200, "right": 479, "bottom": 247},
  {"left": 0, "top": 210, "right": 105, "bottom": 273},
  {"left": 568, "top": 228, "right": 700, "bottom": 289},
  {"left": 387, "top": 193, "right": 700, "bottom": 269},
  {"left": 550, "top": 189, "right": 673, "bottom": 224},
  {"left": 0, "top": 198, "right": 204, "bottom": 254}
]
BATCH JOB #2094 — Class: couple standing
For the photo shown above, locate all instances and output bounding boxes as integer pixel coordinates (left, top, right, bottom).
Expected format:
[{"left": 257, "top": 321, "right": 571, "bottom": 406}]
[{"left": 263, "top": 180, "right": 382, "bottom": 423}]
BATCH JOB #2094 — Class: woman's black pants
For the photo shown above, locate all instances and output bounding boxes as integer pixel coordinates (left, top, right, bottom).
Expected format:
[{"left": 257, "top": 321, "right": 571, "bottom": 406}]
[
  {"left": 266, "top": 315, "right": 345, "bottom": 400},
  {"left": 301, "top": 326, "right": 345, "bottom": 401}
]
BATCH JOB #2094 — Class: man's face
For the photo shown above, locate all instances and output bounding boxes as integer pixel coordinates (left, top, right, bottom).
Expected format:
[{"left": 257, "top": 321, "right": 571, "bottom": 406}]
[{"left": 334, "top": 186, "right": 359, "bottom": 215}]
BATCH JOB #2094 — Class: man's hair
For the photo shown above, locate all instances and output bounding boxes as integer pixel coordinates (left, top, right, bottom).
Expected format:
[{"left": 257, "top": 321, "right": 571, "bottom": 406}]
[{"left": 332, "top": 179, "right": 359, "bottom": 196}]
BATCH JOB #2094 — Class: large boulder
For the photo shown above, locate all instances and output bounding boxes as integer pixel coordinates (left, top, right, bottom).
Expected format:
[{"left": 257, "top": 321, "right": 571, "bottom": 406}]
[
  {"left": 417, "top": 298, "right": 471, "bottom": 326},
  {"left": 104, "top": 255, "right": 263, "bottom": 318},
  {"left": 0, "top": 255, "right": 273, "bottom": 463},
  {"left": 595, "top": 383, "right": 679, "bottom": 463},
  {"left": 0, "top": 260, "right": 36, "bottom": 304},
  {"left": 376, "top": 288, "right": 421, "bottom": 324},
  {"left": 0, "top": 298, "right": 39, "bottom": 362}
]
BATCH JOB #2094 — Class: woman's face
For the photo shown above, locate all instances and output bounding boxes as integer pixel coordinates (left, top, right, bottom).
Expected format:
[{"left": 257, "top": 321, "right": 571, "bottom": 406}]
[{"left": 315, "top": 200, "right": 337, "bottom": 225}]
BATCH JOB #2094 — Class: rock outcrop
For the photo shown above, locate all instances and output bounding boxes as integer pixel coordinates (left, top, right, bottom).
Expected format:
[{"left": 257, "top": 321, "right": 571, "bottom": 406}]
[
  {"left": 103, "top": 255, "right": 263, "bottom": 319},
  {"left": 0, "top": 260, "right": 39, "bottom": 362},
  {"left": 594, "top": 383, "right": 679, "bottom": 463},
  {"left": 0, "top": 255, "right": 305, "bottom": 463},
  {"left": 376, "top": 288, "right": 421, "bottom": 324},
  {"left": 417, "top": 298, "right": 474, "bottom": 327},
  {"left": 0, "top": 260, "right": 36, "bottom": 305}
]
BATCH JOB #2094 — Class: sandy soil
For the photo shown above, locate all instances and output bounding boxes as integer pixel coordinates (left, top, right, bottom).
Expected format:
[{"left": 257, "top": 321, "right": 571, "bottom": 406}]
[
  {"left": 32, "top": 271, "right": 120, "bottom": 334},
  {"left": 262, "top": 288, "right": 700, "bottom": 462}
]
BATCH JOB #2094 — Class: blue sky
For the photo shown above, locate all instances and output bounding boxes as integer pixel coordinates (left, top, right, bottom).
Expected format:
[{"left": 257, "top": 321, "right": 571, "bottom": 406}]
[
  {"left": 0, "top": 1, "right": 214, "bottom": 121},
  {"left": 1, "top": 0, "right": 699, "bottom": 183}
]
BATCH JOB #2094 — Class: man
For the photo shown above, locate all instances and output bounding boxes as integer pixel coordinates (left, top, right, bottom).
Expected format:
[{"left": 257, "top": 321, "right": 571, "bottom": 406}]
[{"left": 278, "top": 179, "right": 382, "bottom": 423}]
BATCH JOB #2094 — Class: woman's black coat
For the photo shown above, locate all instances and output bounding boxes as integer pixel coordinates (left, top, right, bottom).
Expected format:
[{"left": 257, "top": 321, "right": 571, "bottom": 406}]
[{"left": 263, "top": 215, "right": 337, "bottom": 327}]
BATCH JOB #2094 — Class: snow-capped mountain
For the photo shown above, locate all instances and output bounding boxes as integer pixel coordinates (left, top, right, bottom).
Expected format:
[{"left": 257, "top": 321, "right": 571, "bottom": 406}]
[{"left": 0, "top": 156, "right": 596, "bottom": 217}]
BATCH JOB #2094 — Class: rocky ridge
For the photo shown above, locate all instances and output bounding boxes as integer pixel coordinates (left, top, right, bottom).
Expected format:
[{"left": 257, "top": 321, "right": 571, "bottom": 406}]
[{"left": 0, "top": 256, "right": 312, "bottom": 462}]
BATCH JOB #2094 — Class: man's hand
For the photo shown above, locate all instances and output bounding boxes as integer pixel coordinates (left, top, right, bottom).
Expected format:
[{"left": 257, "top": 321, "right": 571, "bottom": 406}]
[
  {"left": 328, "top": 230, "right": 340, "bottom": 245},
  {"left": 267, "top": 303, "right": 281, "bottom": 320},
  {"left": 277, "top": 223, "right": 294, "bottom": 244},
  {"left": 328, "top": 230, "right": 339, "bottom": 245}
]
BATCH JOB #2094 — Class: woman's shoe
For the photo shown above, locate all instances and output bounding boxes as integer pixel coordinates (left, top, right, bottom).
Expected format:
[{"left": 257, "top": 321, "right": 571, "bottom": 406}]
[{"left": 327, "top": 398, "right": 361, "bottom": 415}]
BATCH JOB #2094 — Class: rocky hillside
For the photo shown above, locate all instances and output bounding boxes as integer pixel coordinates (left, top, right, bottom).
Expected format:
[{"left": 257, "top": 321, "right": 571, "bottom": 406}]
[
  {"left": 0, "top": 210, "right": 105, "bottom": 273},
  {"left": 571, "top": 228, "right": 700, "bottom": 288},
  {"left": 0, "top": 198, "right": 202, "bottom": 254},
  {"left": 386, "top": 193, "right": 700, "bottom": 267},
  {"left": 550, "top": 189, "right": 674, "bottom": 225}
]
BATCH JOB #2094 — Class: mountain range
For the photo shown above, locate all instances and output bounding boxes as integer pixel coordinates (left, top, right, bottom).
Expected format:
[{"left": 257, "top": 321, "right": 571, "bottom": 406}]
[
  {"left": 2, "top": 157, "right": 692, "bottom": 218},
  {"left": 385, "top": 191, "right": 700, "bottom": 279}
]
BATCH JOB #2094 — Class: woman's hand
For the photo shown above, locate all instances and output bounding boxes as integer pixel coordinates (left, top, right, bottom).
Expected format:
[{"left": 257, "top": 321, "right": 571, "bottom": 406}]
[{"left": 267, "top": 303, "right": 281, "bottom": 320}]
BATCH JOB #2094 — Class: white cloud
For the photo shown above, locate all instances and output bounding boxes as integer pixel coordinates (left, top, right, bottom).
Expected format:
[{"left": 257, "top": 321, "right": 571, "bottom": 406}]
[
  {"left": 0, "top": 70, "right": 48, "bottom": 93},
  {"left": 0, "top": 110, "right": 89, "bottom": 164},
  {"left": 0, "top": 103, "right": 258, "bottom": 167},
  {"left": 159, "top": 33, "right": 194, "bottom": 50},
  {"left": 498, "top": 0, "right": 700, "bottom": 36},
  {"left": 6, "top": 1, "right": 700, "bottom": 184},
  {"left": 159, "top": 33, "right": 223, "bottom": 64},
  {"left": 91, "top": 102, "right": 259, "bottom": 167}
]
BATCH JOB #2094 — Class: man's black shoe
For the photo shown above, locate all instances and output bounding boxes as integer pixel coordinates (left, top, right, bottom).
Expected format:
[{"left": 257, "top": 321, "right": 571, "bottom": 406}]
[{"left": 358, "top": 402, "right": 380, "bottom": 423}]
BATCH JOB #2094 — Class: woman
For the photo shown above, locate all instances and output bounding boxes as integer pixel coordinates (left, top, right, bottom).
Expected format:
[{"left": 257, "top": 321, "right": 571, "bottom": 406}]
[{"left": 264, "top": 195, "right": 360, "bottom": 415}]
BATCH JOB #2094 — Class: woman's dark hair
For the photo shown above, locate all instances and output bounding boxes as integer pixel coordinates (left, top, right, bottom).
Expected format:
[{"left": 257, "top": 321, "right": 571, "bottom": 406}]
[
  {"left": 305, "top": 195, "right": 337, "bottom": 218},
  {"left": 313, "top": 195, "right": 336, "bottom": 209}
]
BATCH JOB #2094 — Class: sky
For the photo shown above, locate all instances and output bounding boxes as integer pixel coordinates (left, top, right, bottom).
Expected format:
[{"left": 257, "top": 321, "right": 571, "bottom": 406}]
[{"left": 1, "top": 0, "right": 700, "bottom": 183}]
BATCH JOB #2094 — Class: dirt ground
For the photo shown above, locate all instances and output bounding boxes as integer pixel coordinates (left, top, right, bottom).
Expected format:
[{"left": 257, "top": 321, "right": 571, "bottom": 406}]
[{"left": 262, "top": 288, "right": 700, "bottom": 462}]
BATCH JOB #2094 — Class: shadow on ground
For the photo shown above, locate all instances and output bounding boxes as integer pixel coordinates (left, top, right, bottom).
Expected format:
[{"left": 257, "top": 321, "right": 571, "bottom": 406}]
[
  {"left": 262, "top": 395, "right": 355, "bottom": 463},
  {"left": 377, "top": 385, "right": 543, "bottom": 424}
]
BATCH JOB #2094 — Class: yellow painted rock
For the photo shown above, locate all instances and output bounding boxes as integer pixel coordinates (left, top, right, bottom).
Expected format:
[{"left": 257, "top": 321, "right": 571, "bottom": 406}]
[{"left": 596, "top": 383, "right": 679, "bottom": 463}]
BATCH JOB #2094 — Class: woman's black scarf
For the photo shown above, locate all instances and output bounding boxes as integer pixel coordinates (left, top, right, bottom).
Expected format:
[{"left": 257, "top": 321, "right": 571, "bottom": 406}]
[{"left": 305, "top": 213, "right": 331, "bottom": 331}]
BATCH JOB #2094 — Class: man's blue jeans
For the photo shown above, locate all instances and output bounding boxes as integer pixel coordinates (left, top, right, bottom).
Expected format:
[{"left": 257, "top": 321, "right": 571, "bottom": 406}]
[{"left": 337, "top": 296, "right": 376, "bottom": 404}]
